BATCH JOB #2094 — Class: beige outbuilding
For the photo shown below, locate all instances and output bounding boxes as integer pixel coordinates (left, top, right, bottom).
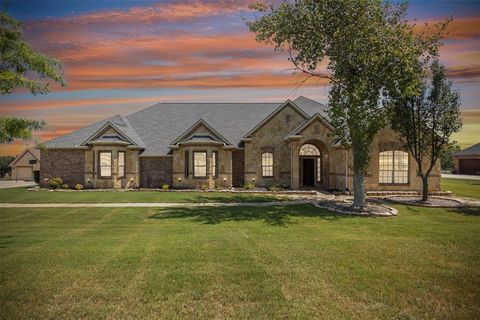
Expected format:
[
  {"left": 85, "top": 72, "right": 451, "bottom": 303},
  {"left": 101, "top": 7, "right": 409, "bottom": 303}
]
[{"left": 10, "top": 148, "right": 40, "bottom": 181}]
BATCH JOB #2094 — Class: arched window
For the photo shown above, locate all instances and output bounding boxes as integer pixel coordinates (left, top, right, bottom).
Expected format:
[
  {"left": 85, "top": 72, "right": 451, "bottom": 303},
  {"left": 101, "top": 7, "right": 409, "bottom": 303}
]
[
  {"left": 379, "top": 151, "right": 409, "bottom": 184},
  {"left": 261, "top": 153, "right": 273, "bottom": 177},
  {"left": 299, "top": 144, "right": 320, "bottom": 156}
]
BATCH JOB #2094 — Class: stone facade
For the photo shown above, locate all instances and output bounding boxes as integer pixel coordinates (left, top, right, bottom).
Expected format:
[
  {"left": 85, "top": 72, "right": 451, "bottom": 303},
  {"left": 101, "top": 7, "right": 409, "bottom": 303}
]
[
  {"left": 40, "top": 149, "right": 85, "bottom": 187},
  {"left": 40, "top": 101, "right": 441, "bottom": 192},
  {"left": 244, "top": 104, "right": 306, "bottom": 188},
  {"left": 140, "top": 157, "right": 173, "bottom": 188}
]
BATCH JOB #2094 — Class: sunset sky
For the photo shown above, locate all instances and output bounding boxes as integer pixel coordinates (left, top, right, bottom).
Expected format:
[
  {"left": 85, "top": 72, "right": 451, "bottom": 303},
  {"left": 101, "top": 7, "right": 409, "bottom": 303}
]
[{"left": 1, "top": 0, "right": 479, "bottom": 156}]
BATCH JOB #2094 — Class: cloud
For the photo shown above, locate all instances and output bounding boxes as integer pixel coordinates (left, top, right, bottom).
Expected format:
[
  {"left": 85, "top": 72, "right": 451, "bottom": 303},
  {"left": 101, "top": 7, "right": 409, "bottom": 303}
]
[{"left": 413, "top": 16, "right": 480, "bottom": 40}]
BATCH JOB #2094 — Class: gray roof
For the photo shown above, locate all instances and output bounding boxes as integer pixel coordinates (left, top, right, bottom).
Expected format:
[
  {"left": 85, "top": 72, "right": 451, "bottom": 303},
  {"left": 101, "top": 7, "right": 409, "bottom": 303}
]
[
  {"left": 44, "top": 96, "right": 329, "bottom": 156},
  {"left": 454, "top": 143, "right": 480, "bottom": 156}
]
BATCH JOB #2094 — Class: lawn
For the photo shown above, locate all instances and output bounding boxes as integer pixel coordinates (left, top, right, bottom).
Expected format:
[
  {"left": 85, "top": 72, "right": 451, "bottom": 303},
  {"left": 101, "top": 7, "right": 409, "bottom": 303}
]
[
  {"left": 441, "top": 178, "right": 480, "bottom": 200},
  {"left": 0, "top": 187, "right": 284, "bottom": 203},
  {"left": 1, "top": 204, "right": 479, "bottom": 319}
]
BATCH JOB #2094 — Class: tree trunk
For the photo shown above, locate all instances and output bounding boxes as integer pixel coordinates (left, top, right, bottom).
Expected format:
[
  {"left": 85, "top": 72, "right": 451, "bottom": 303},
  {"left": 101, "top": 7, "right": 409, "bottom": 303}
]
[
  {"left": 352, "top": 170, "right": 366, "bottom": 211},
  {"left": 421, "top": 176, "right": 429, "bottom": 202}
]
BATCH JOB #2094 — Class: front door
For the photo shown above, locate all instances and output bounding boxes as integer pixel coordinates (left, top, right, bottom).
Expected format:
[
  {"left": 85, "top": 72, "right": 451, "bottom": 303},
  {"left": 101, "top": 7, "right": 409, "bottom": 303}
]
[{"left": 302, "top": 158, "right": 315, "bottom": 187}]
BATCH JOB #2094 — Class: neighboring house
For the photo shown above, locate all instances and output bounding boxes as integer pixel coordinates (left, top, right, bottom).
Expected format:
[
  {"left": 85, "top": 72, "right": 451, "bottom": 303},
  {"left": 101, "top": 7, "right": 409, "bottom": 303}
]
[
  {"left": 454, "top": 143, "right": 480, "bottom": 175},
  {"left": 40, "top": 96, "right": 441, "bottom": 192},
  {"left": 10, "top": 148, "right": 40, "bottom": 181}
]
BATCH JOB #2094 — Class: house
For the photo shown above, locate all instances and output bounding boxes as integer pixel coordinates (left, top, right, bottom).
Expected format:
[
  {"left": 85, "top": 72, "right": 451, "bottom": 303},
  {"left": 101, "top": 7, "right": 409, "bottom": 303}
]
[
  {"left": 40, "top": 96, "right": 441, "bottom": 192},
  {"left": 10, "top": 148, "right": 40, "bottom": 182},
  {"left": 454, "top": 143, "right": 480, "bottom": 175}
]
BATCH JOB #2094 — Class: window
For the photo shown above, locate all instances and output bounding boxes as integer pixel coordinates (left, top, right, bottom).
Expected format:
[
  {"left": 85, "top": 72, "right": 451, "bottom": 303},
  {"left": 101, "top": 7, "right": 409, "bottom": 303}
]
[
  {"left": 99, "top": 151, "right": 112, "bottom": 177},
  {"left": 212, "top": 151, "right": 218, "bottom": 178},
  {"left": 118, "top": 151, "right": 125, "bottom": 178},
  {"left": 379, "top": 150, "right": 409, "bottom": 184},
  {"left": 184, "top": 150, "right": 189, "bottom": 178},
  {"left": 299, "top": 144, "right": 320, "bottom": 156},
  {"left": 261, "top": 153, "right": 273, "bottom": 177},
  {"left": 193, "top": 151, "right": 207, "bottom": 178},
  {"left": 29, "top": 160, "right": 37, "bottom": 165}
]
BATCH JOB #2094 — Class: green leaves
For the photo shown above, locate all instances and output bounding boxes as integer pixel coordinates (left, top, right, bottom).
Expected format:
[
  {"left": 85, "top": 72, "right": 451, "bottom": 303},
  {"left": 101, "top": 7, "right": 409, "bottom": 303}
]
[
  {"left": 0, "top": 12, "right": 65, "bottom": 95},
  {"left": 0, "top": 117, "right": 46, "bottom": 143}
]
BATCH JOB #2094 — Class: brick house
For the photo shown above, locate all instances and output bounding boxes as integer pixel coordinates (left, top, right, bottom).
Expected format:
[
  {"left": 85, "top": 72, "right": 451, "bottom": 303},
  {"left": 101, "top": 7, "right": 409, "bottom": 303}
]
[{"left": 40, "top": 96, "right": 441, "bottom": 191}]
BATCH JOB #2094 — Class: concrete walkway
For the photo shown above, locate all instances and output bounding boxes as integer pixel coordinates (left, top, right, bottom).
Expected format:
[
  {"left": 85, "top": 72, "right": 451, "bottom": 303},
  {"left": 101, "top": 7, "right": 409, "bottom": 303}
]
[
  {"left": 0, "top": 200, "right": 308, "bottom": 208},
  {"left": 442, "top": 174, "right": 480, "bottom": 180},
  {"left": 0, "top": 181, "right": 38, "bottom": 189}
]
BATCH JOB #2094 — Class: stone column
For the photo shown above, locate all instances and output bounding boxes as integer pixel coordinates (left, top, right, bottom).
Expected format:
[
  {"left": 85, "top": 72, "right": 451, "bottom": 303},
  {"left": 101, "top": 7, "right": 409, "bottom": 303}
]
[
  {"left": 291, "top": 141, "right": 300, "bottom": 189},
  {"left": 207, "top": 150, "right": 215, "bottom": 189},
  {"left": 113, "top": 151, "right": 121, "bottom": 189}
]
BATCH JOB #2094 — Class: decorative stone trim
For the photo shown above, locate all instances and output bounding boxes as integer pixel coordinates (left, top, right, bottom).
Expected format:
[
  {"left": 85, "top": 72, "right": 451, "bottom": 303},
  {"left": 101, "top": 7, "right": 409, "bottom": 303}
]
[
  {"left": 383, "top": 195, "right": 468, "bottom": 208},
  {"left": 313, "top": 200, "right": 398, "bottom": 216}
]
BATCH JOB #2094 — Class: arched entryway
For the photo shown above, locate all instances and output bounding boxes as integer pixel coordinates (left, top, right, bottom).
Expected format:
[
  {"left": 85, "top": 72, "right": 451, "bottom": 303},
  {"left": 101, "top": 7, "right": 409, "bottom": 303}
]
[{"left": 299, "top": 143, "right": 326, "bottom": 188}]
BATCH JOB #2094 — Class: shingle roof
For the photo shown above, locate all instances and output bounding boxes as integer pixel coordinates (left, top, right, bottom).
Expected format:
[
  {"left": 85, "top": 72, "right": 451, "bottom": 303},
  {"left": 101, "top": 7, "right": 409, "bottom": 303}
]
[
  {"left": 454, "top": 143, "right": 480, "bottom": 156},
  {"left": 44, "top": 96, "right": 329, "bottom": 156}
]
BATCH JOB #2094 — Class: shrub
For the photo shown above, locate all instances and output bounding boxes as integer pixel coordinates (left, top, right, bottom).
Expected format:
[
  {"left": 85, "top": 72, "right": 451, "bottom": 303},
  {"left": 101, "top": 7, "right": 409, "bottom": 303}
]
[
  {"left": 61, "top": 184, "right": 69, "bottom": 189},
  {"left": 268, "top": 183, "right": 289, "bottom": 192},
  {"left": 244, "top": 182, "right": 255, "bottom": 190},
  {"left": 162, "top": 184, "right": 170, "bottom": 190},
  {"left": 75, "top": 184, "right": 84, "bottom": 190},
  {"left": 48, "top": 177, "right": 63, "bottom": 189},
  {"left": 201, "top": 184, "right": 209, "bottom": 190}
]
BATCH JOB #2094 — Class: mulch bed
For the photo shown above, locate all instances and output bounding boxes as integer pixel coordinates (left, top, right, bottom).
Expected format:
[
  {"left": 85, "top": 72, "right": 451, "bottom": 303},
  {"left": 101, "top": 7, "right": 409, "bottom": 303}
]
[
  {"left": 385, "top": 196, "right": 465, "bottom": 208},
  {"left": 315, "top": 200, "right": 397, "bottom": 216}
]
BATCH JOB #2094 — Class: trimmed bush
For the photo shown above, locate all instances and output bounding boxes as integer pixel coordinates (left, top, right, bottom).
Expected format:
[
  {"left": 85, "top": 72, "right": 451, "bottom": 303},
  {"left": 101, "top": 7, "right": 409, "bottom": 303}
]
[
  {"left": 75, "top": 184, "right": 84, "bottom": 190},
  {"left": 61, "top": 184, "right": 69, "bottom": 189},
  {"left": 244, "top": 182, "right": 255, "bottom": 190},
  {"left": 268, "top": 183, "right": 289, "bottom": 192},
  {"left": 48, "top": 177, "right": 63, "bottom": 189},
  {"left": 162, "top": 184, "right": 170, "bottom": 190}
]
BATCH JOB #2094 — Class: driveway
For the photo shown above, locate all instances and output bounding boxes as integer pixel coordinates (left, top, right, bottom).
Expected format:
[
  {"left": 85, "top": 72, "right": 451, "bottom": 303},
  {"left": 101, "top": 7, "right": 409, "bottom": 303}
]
[
  {"left": 0, "top": 181, "right": 38, "bottom": 189},
  {"left": 442, "top": 174, "right": 480, "bottom": 180}
]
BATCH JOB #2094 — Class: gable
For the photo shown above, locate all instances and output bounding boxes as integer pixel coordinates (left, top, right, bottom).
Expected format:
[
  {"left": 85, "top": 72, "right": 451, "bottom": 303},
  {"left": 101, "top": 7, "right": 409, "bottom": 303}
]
[
  {"left": 170, "top": 119, "right": 231, "bottom": 146},
  {"left": 243, "top": 100, "right": 309, "bottom": 138},
  {"left": 82, "top": 122, "right": 136, "bottom": 146},
  {"left": 10, "top": 149, "right": 40, "bottom": 167},
  {"left": 287, "top": 114, "right": 334, "bottom": 137}
]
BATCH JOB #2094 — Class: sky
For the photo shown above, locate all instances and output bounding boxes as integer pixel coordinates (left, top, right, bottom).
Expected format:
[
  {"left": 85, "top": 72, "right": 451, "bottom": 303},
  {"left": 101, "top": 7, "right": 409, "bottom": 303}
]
[{"left": 1, "top": 0, "right": 479, "bottom": 156}]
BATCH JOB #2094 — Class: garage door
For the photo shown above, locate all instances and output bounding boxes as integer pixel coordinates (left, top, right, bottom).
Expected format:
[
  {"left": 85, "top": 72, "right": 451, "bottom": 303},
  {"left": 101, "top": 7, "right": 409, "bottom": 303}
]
[
  {"left": 15, "top": 167, "right": 33, "bottom": 180},
  {"left": 459, "top": 159, "right": 480, "bottom": 175}
]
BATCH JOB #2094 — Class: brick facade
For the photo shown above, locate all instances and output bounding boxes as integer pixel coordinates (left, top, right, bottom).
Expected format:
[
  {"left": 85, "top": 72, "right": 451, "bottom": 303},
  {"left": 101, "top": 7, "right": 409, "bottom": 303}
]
[
  {"left": 139, "top": 157, "right": 173, "bottom": 188},
  {"left": 40, "top": 149, "right": 85, "bottom": 187}
]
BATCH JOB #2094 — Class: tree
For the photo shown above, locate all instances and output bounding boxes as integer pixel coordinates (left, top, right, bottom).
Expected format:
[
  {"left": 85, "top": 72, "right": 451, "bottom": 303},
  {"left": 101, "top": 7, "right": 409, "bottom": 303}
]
[
  {"left": 391, "top": 60, "right": 462, "bottom": 201},
  {"left": 247, "top": 0, "right": 446, "bottom": 210},
  {"left": 1, "top": 11, "right": 65, "bottom": 95},
  {"left": 0, "top": 116, "right": 46, "bottom": 143},
  {"left": 0, "top": 155, "right": 14, "bottom": 177},
  {"left": 440, "top": 142, "right": 461, "bottom": 172}
]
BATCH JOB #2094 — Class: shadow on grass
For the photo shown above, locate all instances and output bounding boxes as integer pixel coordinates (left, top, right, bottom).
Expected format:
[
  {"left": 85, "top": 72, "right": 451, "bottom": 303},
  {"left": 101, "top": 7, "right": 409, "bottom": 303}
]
[
  {"left": 148, "top": 204, "right": 363, "bottom": 226},
  {"left": 448, "top": 206, "right": 480, "bottom": 216},
  {"left": 0, "top": 235, "right": 14, "bottom": 249},
  {"left": 194, "top": 195, "right": 285, "bottom": 203}
]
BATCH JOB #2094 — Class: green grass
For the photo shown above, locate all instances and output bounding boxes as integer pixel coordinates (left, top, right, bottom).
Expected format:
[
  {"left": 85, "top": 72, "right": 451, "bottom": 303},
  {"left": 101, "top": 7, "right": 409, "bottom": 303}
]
[
  {"left": 1, "top": 205, "right": 479, "bottom": 319},
  {"left": 0, "top": 187, "right": 284, "bottom": 203},
  {"left": 442, "top": 178, "right": 480, "bottom": 200}
]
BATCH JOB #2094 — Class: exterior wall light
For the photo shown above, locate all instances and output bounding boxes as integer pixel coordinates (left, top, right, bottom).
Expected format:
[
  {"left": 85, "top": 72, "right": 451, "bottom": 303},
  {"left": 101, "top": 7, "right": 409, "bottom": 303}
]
[
  {"left": 178, "top": 177, "right": 182, "bottom": 182},
  {"left": 252, "top": 177, "right": 256, "bottom": 182},
  {"left": 223, "top": 177, "right": 227, "bottom": 182}
]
